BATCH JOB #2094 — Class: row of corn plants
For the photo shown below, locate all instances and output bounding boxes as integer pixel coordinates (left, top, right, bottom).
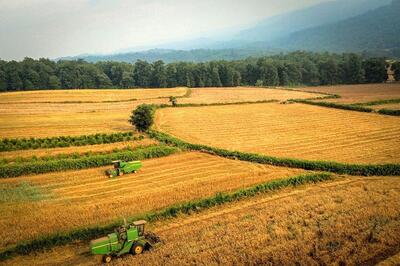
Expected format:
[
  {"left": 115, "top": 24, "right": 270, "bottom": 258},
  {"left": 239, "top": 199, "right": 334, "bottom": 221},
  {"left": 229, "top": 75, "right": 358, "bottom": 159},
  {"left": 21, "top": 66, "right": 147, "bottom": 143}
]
[
  {"left": 0, "top": 172, "right": 332, "bottom": 260},
  {"left": 0, "top": 132, "right": 142, "bottom": 152},
  {"left": 0, "top": 145, "right": 179, "bottom": 178},
  {"left": 148, "top": 130, "right": 400, "bottom": 176}
]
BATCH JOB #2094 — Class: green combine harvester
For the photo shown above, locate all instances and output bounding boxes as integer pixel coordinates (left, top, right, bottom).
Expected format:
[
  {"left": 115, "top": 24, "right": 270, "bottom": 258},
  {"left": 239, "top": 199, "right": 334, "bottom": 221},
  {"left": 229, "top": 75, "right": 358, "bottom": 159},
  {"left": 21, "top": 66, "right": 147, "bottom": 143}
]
[
  {"left": 106, "top": 160, "right": 142, "bottom": 178},
  {"left": 90, "top": 220, "right": 161, "bottom": 263}
]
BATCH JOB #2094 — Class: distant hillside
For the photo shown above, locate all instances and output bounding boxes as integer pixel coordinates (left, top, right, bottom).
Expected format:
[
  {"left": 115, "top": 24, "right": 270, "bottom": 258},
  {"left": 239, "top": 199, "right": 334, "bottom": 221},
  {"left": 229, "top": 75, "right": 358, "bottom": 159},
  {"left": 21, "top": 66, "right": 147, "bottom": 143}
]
[
  {"left": 235, "top": 0, "right": 390, "bottom": 42},
  {"left": 274, "top": 0, "right": 400, "bottom": 55},
  {"left": 59, "top": 48, "right": 280, "bottom": 63}
]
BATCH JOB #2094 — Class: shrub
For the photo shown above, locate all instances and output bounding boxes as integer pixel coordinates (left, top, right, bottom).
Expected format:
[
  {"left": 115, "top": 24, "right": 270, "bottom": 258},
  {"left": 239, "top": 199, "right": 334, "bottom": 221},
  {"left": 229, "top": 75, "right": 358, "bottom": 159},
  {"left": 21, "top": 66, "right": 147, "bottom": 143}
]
[{"left": 129, "top": 104, "right": 156, "bottom": 132}]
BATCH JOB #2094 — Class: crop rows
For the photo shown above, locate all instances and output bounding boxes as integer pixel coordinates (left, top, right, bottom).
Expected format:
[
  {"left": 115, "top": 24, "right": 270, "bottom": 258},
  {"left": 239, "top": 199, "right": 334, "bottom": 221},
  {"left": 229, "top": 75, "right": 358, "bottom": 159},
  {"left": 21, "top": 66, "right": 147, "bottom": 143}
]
[
  {"left": 125, "top": 176, "right": 400, "bottom": 266},
  {"left": 0, "top": 172, "right": 328, "bottom": 260},
  {"left": 0, "top": 145, "right": 178, "bottom": 178},
  {"left": 149, "top": 130, "right": 400, "bottom": 176},
  {"left": 177, "top": 87, "right": 324, "bottom": 104},
  {"left": 0, "top": 132, "right": 142, "bottom": 152},
  {"left": 155, "top": 103, "right": 400, "bottom": 164},
  {"left": 0, "top": 152, "right": 305, "bottom": 250}
]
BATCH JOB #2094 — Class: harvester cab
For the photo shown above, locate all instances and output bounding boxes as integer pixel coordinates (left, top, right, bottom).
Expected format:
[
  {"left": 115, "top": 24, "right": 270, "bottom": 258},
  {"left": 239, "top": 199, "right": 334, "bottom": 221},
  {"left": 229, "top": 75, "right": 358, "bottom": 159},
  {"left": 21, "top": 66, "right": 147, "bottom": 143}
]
[
  {"left": 105, "top": 160, "right": 142, "bottom": 178},
  {"left": 90, "top": 220, "right": 162, "bottom": 263}
]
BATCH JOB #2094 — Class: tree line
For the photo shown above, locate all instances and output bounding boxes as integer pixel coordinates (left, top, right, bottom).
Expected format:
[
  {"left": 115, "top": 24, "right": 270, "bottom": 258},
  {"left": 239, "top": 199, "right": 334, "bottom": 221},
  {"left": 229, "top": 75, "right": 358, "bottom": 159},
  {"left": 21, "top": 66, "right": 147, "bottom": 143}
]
[{"left": 0, "top": 51, "right": 392, "bottom": 92}]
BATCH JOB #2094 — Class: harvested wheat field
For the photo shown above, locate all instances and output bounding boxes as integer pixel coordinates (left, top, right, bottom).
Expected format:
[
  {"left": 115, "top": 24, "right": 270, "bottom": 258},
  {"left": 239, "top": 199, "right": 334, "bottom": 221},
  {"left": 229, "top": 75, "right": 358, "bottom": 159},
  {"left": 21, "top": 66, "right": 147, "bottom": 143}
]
[
  {"left": 180, "top": 87, "right": 323, "bottom": 104},
  {"left": 0, "top": 137, "right": 156, "bottom": 162},
  {"left": 0, "top": 88, "right": 187, "bottom": 104},
  {"left": 0, "top": 152, "right": 305, "bottom": 248},
  {"left": 0, "top": 98, "right": 169, "bottom": 138},
  {"left": 156, "top": 103, "right": 400, "bottom": 164},
  {"left": 297, "top": 83, "right": 400, "bottom": 104},
  {"left": 6, "top": 175, "right": 400, "bottom": 266}
]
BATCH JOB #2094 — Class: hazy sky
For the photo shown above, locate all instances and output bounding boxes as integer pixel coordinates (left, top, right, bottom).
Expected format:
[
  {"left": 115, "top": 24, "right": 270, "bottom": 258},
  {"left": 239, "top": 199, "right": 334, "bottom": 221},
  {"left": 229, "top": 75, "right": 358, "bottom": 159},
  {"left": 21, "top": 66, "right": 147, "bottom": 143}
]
[{"left": 0, "top": 0, "right": 329, "bottom": 60}]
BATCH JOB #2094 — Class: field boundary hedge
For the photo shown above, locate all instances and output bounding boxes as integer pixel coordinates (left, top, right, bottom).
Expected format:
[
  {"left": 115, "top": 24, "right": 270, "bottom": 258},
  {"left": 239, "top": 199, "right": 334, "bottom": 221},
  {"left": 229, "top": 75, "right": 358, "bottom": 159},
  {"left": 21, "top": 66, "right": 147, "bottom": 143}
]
[
  {"left": 0, "top": 172, "right": 332, "bottom": 260},
  {"left": 0, "top": 132, "right": 143, "bottom": 152},
  {"left": 354, "top": 98, "right": 400, "bottom": 106},
  {"left": 291, "top": 99, "right": 375, "bottom": 113},
  {"left": 148, "top": 130, "right": 400, "bottom": 176},
  {"left": 0, "top": 145, "right": 179, "bottom": 178}
]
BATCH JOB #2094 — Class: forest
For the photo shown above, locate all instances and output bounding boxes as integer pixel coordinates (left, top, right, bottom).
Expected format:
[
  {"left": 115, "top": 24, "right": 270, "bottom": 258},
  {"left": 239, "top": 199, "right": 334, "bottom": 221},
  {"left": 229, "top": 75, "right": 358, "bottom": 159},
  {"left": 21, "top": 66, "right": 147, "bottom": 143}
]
[{"left": 0, "top": 52, "right": 391, "bottom": 92}]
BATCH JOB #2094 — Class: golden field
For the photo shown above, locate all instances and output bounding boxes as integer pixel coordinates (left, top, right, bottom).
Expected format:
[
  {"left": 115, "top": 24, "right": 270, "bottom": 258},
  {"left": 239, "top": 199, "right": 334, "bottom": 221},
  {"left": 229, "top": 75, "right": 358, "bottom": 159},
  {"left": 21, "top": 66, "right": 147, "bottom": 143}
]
[
  {"left": 6, "top": 175, "right": 400, "bottom": 265},
  {"left": 156, "top": 102, "right": 400, "bottom": 164},
  {"left": 179, "top": 87, "right": 323, "bottom": 104},
  {"left": 0, "top": 88, "right": 187, "bottom": 103},
  {"left": 1, "top": 84, "right": 400, "bottom": 265},
  {"left": 296, "top": 83, "right": 400, "bottom": 104},
  {"left": 0, "top": 152, "right": 304, "bottom": 248}
]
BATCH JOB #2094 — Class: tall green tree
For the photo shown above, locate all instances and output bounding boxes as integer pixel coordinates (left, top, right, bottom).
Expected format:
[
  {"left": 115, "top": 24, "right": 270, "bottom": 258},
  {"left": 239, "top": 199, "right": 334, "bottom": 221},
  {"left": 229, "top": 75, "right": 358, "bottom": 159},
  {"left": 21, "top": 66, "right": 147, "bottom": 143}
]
[{"left": 363, "top": 58, "right": 388, "bottom": 83}]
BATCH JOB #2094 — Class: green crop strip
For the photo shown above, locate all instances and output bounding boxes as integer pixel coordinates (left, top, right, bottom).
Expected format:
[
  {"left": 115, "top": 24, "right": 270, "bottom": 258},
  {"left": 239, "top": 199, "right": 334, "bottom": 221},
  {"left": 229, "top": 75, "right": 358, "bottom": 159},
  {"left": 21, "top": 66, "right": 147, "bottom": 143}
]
[
  {"left": 378, "top": 109, "right": 400, "bottom": 116},
  {"left": 0, "top": 143, "right": 156, "bottom": 166},
  {"left": 0, "top": 172, "right": 332, "bottom": 261},
  {"left": 291, "top": 99, "right": 374, "bottom": 113},
  {"left": 0, "top": 132, "right": 143, "bottom": 152},
  {"left": 353, "top": 98, "right": 400, "bottom": 106},
  {"left": 0, "top": 145, "right": 179, "bottom": 178},
  {"left": 148, "top": 130, "right": 400, "bottom": 176}
]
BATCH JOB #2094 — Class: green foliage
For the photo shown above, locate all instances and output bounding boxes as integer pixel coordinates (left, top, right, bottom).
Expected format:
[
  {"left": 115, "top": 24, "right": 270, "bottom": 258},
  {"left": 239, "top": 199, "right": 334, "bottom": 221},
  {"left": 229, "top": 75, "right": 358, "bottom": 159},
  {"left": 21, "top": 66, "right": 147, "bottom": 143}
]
[
  {"left": 0, "top": 172, "right": 332, "bottom": 260},
  {"left": 169, "top": 96, "right": 177, "bottom": 106},
  {"left": 378, "top": 109, "right": 400, "bottom": 116},
  {"left": 0, "top": 51, "right": 391, "bottom": 92},
  {"left": 392, "top": 62, "right": 400, "bottom": 81},
  {"left": 363, "top": 58, "right": 388, "bottom": 83},
  {"left": 355, "top": 98, "right": 400, "bottom": 106},
  {"left": 0, "top": 132, "right": 140, "bottom": 152},
  {"left": 149, "top": 130, "right": 400, "bottom": 176},
  {"left": 292, "top": 99, "right": 374, "bottom": 113},
  {"left": 0, "top": 144, "right": 151, "bottom": 165},
  {"left": 0, "top": 145, "right": 178, "bottom": 178},
  {"left": 129, "top": 104, "right": 156, "bottom": 132}
]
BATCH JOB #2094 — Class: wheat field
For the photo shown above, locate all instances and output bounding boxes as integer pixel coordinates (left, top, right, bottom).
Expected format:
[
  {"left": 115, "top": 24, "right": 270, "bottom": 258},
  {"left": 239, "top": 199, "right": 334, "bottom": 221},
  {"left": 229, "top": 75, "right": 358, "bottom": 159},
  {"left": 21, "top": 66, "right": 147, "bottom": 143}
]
[
  {"left": 0, "top": 152, "right": 304, "bottom": 248},
  {"left": 0, "top": 88, "right": 187, "bottom": 103},
  {"left": 156, "top": 102, "right": 400, "bottom": 164},
  {"left": 296, "top": 83, "right": 400, "bottom": 104},
  {"left": 179, "top": 87, "right": 323, "bottom": 104},
  {"left": 6, "top": 175, "right": 400, "bottom": 265}
]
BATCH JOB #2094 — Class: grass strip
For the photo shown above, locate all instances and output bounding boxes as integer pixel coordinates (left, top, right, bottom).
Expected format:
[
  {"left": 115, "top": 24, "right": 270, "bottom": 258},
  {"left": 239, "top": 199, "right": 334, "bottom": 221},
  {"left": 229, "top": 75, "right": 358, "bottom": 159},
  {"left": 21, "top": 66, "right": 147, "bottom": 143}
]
[
  {"left": 378, "top": 109, "right": 400, "bottom": 116},
  {"left": 149, "top": 130, "right": 400, "bottom": 176},
  {"left": 0, "top": 145, "right": 179, "bottom": 178},
  {"left": 0, "top": 132, "right": 142, "bottom": 152},
  {"left": 291, "top": 99, "right": 374, "bottom": 113},
  {"left": 354, "top": 98, "right": 400, "bottom": 106},
  {"left": 0, "top": 172, "right": 332, "bottom": 260}
]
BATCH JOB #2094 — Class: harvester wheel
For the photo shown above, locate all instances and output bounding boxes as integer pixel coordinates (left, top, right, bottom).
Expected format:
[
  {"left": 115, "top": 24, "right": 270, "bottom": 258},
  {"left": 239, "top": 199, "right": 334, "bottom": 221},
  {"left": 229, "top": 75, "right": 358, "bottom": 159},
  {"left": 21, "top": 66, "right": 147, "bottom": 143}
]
[
  {"left": 118, "top": 171, "right": 124, "bottom": 177},
  {"left": 132, "top": 243, "right": 144, "bottom": 255},
  {"left": 102, "top": 255, "right": 112, "bottom": 263}
]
